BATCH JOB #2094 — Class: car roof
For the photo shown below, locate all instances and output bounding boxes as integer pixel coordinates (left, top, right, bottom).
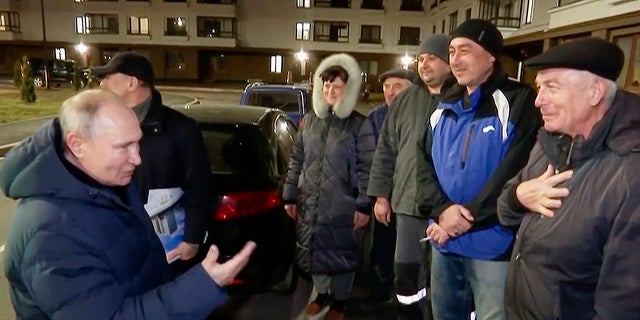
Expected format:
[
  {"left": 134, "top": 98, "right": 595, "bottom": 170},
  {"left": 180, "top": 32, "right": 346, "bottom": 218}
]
[
  {"left": 246, "top": 83, "right": 310, "bottom": 91},
  {"left": 172, "top": 102, "right": 279, "bottom": 125}
]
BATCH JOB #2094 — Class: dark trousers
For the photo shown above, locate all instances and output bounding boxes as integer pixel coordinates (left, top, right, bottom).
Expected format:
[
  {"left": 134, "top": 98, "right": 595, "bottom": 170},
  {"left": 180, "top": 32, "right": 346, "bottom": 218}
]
[
  {"left": 368, "top": 216, "right": 397, "bottom": 301},
  {"left": 394, "top": 215, "right": 432, "bottom": 320}
]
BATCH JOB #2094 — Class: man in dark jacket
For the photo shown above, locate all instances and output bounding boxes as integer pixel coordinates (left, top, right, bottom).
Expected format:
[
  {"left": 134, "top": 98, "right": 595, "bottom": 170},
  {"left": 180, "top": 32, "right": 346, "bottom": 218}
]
[
  {"left": 1, "top": 89, "right": 255, "bottom": 319},
  {"left": 419, "top": 20, "right": 540, "bottom": 320},
  {"left": 364, "top": 67, "right": 417, "bottom": 309},
  {"left": 368, "top": 34, "right": 451, "bottom": 320},
  {"left": 498, "top": 37, "right": 640, "bottom": 319},
  {"left": 93, "top": 52, "right": 211, "bottom": 268}
]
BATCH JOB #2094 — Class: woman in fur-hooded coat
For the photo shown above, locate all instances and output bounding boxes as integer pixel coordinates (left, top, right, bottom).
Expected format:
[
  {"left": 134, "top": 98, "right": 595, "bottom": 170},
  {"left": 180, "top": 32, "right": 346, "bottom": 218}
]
[{"left": 282, "top": 54, "right": 376, "bottom": 310}]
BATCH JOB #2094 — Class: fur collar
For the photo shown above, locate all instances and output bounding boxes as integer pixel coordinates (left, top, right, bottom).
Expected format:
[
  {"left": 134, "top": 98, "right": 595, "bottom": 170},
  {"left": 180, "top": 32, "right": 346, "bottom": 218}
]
[{"left": 312, "top": 53, "right": 362, "bottom": 119}]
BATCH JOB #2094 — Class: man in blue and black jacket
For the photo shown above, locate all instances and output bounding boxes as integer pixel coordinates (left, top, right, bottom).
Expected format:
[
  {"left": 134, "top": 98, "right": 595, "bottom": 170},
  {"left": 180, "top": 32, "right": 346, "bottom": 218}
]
[{"left": 417, "top": 19, "right": 541, "bottom": 320}]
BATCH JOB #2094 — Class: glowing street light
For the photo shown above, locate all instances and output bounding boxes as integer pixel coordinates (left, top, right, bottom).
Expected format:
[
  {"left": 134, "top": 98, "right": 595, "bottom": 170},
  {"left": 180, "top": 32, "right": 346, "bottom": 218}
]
[
  {"left": 295, "top": 49, "right": 309, "bottom": 76},
  {"left": 401, "top": 54, "right": 414, "bottom": 69},
  {"left": 75, "top": 42, "right": 89, "bottom": 67}
]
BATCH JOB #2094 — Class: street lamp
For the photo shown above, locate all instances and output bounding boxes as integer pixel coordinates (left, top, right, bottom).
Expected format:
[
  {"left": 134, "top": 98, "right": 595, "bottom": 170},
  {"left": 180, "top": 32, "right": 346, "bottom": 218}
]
[
  {"left": 295, "top": 49, "right": 309, "bottom": 76},
  {"left": 75, "top": 42, "right": 89, "bottom": 67},
  {"left": 401, "top": 54, "right": 414, "bottom": 69}
]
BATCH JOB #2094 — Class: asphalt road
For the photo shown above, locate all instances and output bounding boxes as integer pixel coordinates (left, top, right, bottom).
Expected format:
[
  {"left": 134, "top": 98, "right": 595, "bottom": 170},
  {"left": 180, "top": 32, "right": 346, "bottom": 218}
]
[{"left": 0, "top": 88, "right": 391, "bottom": 319}]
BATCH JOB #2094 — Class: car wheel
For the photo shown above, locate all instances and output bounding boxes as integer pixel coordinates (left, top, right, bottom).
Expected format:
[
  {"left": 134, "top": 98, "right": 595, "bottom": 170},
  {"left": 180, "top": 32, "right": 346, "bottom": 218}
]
[
  {"left": 33, "top": 77, "right": 44, "bottom": 88},
  {"left": 271, "top": 263, "right": 297, "bottom": 294}
]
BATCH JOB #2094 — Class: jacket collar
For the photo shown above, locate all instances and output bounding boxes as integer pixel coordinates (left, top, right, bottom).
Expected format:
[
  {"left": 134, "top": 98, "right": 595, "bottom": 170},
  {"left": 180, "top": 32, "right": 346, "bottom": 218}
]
[{"left": 140, "top": 90, "right": 165, "bottom": 135}]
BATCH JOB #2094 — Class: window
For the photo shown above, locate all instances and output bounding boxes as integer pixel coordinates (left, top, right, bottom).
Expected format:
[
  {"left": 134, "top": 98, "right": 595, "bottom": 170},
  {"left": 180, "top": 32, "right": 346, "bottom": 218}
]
[
  {"left": 165, "top": 0, "right": 187, "bottom": 2},
  {"left": 441, "top": 20, "right": 445, "bottom": 34},
  {"left": 615, "top": 34, "right": 640, "bottom": 94},
  {"left": 360, "top": 25, "right": 381, "bottom": 44},
  {"left": 314, "top": 0, "right": 350, "bottom": 8},
  {"left": 54, "top": 48, "right": 67, "bottom": 60},
  {"left": 166, "top": 50, "right": 186, "bottom": 70},
  {"left": 400, "top": 0, "right": 423, "bottom": 11},
  {"left": 524, "top": 0, "right": 534, "bottom": 24},
  {"left": 361, "top": 0, "right": 383, "bottom": 9},
  {"left": 360, "top": 60, "right": 378, "bottom": 76},
  {"left": 270, "top": 55, "right": 283, "bottom": 73},
  {"left": 76, "top": 14, "right": 119, "bottom": 34},
  {"left": 0, "top": 11, "right": 19, "bottom": 31},
  {"left": 449, "top": 11, "right": 458, "bottom": 33},
  {"left": 197, "top": 17, "right": 236, "bottom": 38},
  {"left": 296, "top": 0, "right": 311, "bottom": 8},
  {"left": 296, "top": 22, "right": 311, "bottom": 40},
  {"left": 129, "top": 16, "right": 149, "bottom": 35},
  {"left": 465, "top": 8, "right": 472, "bottom": 21},
  {"left": 314, "top": 21, "right": 349, "bottom": 42},
  {"left": 166, "top": 17, "right": 187, "bottom": 36},
  {"left": 398, "top": 26, "right": 420, "bottom": 45}
]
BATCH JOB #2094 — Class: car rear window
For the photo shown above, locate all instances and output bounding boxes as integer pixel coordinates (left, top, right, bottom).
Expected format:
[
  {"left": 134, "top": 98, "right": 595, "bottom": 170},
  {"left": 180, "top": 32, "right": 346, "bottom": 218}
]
[
  {"left": 247, "top": 91, "right": 300, "bottom": 112},
  {"left": 200, "top": 124, "right": 272, "bottom": 177}
]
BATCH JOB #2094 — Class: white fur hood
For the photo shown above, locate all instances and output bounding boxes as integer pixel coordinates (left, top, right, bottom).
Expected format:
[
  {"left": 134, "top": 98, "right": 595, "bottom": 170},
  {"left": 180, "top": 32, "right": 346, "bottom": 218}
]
[{"left": 312, "top": 53, "right": 362, "bottom": 119}]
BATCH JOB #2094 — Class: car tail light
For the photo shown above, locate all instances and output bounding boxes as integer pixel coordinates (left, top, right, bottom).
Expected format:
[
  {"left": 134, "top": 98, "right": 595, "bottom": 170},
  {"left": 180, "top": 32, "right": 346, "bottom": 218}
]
[
  {"left": 215, "top": 190, "right": 282, "bottom": 220},
  {"left": 228, "top": 278, "right": 245, "bottom": 286}
]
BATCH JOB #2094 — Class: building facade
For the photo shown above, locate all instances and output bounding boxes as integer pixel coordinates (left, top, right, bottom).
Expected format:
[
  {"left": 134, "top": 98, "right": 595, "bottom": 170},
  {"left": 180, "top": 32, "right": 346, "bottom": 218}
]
[{"left": 0, "top": 0, "right": 638, "bottom": 90}]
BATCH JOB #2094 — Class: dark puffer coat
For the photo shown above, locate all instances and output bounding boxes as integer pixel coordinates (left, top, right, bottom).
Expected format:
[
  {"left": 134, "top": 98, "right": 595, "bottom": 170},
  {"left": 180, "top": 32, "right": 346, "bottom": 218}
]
[
  {"left": 283, "top": 54, "right": 376, "bottom": 274},
  {"left": 498, "top": 90, "right": 640, "bottom": 319}
]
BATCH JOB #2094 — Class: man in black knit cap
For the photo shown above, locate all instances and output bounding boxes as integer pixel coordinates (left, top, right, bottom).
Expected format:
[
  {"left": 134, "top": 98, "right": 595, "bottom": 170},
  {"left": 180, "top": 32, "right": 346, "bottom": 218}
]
[{"left": 417, "top": 19, "right": 541, "bottom": 320}]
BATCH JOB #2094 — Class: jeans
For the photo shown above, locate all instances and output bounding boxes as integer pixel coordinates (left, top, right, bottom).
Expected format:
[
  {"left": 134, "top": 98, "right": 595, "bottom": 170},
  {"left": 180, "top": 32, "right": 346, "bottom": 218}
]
[
  {"left": 311, "top": 272, "right": 355, "bottom": 301},
  {"left": 431, "top": 248, "right": 508, "bottom": 320}
]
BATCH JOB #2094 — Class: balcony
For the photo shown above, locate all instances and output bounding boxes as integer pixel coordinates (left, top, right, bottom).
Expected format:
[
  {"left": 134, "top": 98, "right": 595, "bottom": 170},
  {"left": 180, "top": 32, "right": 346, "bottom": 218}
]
[{"left": 479, "top": 0, "right": 522, "bottom": 28}]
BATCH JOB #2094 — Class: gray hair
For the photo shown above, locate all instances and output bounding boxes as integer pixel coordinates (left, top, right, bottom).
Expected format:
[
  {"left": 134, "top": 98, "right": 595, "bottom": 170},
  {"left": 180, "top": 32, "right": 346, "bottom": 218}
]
[
  {"left": 59, "top": 89, "right": 124, "bottom": 144},
  {"left": 566, "top": 69, "right": 618, "bottom": 106},
  {"left": 602, "top": 78, "right": 618, "bottom": 106}
]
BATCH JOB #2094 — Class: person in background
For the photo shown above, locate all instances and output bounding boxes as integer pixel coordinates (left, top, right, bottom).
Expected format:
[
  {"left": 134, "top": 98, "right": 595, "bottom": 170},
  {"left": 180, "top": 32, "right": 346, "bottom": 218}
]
[
  {"left": 1, "top": 89, "right": 256, "bottom": 319},
  {"left": 362, "top": 67, "right": 417, "bottom": 311},
  {"left": 419, "top": 19, "right": 540, "bottom": 320},
  {"left": 92, "top": 52, "right": 211, "bottom": 270},
  {"left": 498, "top": 37, "right": 640, "bottom": 319},
  {"left": 283, "top": 53, "right": 376, "bottom": 320},
  {"left": 369, "top": 34, "right": 451, "bottom": 320}
]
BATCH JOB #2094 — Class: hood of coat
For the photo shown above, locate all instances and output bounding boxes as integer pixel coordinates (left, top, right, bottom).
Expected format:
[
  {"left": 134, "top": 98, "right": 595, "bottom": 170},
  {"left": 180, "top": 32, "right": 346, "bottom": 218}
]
[
  {"left": 312, "top": 53, "right": 362, "bottom": 119},
  {"left": 0, "top": 119, "right": 104, "bottom": 204}
]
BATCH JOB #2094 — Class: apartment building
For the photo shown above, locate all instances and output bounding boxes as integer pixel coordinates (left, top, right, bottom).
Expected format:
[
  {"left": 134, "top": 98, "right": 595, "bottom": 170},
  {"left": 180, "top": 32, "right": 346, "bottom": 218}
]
[{"left": 0, "top": 0, "right": 638, "bottom": 89}]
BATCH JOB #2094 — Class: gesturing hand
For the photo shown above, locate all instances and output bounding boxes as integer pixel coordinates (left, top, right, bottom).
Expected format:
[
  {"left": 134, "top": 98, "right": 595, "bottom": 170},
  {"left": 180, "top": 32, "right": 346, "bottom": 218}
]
[
  {"left": 516, "top": 164, "right": 572, "bottom": 218},
  {"left": 201, "top": 241, "right": 257, "bottom": 287}
]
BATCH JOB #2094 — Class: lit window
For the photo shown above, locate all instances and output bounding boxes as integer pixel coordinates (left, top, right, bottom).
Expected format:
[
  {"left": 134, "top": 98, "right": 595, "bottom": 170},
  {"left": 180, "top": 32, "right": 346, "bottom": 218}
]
[
  {"left": 525, "top": 0, "right": 534, "bottom": 24},
  {"left": 129, "top": 16, "right": 149, "bottom": 35},
  {"left": 270, "top": 55, "right": 283, "bottom": 73},
  {"left": 296, "top": 22, "right": 310, "bottom": 40},
  {"left": 296, "top": 0, "right": 311, "bottom": 8},
  {"left": 54, "top": 48, "right": 66, "bottom": 60}
]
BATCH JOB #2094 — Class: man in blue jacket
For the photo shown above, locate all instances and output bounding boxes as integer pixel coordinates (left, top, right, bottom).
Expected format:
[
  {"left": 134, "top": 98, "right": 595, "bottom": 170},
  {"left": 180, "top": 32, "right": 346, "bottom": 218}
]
[
  {"left": 1, "top": 89, "right": 255, "bottom": 319},
  {"left": 418, "top": 20, "right": 540, "bottom": 319}
]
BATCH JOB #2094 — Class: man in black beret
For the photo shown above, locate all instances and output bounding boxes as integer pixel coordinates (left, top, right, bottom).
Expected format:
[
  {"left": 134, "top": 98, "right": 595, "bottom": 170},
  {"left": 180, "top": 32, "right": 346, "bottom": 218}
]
[
  {"left": 361, "top": 67, "right": 417, "bottom": 312},
  {"left": 498, "top": 37, "right": 640, "bottom": 319},
  {"left": 419, "top": 19, "right": 541, "bottom": 320}
]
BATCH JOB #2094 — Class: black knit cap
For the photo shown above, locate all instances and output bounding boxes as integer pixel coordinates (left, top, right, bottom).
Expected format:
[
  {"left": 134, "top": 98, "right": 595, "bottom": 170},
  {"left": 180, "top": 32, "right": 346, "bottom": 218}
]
[
  {"left": 525, "top": 37, "right": 625, "bottom": 81},
  {"left": 450, "top": 19, "right": 503, "bottom": 58},
  {"left": 91, "top": 52, "right": 155, "bottom": 87},
  {"left": 379, "top": 67, "right": 418, "bottom": 83}
]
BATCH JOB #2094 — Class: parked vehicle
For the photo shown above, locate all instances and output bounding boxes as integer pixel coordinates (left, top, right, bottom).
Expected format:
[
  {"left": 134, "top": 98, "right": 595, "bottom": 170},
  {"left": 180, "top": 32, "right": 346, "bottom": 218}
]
[
  {"left": 170, "top": 101, "right": 298, "bottom": 292},
  {"left": 28, "top": 58, "right": 85, "bottom": 88},
  {"left": 240, "top": 83, "right": 310, "bottom": 126}
]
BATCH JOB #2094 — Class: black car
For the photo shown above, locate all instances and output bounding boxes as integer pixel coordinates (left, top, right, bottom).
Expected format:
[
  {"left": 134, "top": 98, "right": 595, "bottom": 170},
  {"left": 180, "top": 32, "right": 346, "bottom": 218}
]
[
  {"left": 172, "top": 102, "right": 298, "bottom": 292},
  {"left": 28, "top": 58, "right": 85, "bottom": 88}
]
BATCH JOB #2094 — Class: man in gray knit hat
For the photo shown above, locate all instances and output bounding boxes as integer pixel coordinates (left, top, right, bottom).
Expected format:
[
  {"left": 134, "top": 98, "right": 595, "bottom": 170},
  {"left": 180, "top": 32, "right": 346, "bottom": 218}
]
[
  {"left": 418, "top": 19, "right": 541, "bottom": 320},
  {"left": 368, "top": 34, "right": 451, "bottom": 320}
]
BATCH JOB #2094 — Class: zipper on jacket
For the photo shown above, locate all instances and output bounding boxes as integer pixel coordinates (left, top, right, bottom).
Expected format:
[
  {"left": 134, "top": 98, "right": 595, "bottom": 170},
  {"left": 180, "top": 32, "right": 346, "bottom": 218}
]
[
  {"left": 509, "top": 213, "right": 535, "bottom": 316},
  {"left": 461, "top": 124, "right": 475, "bottom": 169}
]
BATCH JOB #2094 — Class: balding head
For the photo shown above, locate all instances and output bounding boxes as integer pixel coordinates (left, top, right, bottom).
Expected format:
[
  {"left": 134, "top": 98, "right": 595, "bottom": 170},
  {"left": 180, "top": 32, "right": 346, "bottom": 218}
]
[{"left": 61, "top": 89, "right": 142, "bottom": 186}]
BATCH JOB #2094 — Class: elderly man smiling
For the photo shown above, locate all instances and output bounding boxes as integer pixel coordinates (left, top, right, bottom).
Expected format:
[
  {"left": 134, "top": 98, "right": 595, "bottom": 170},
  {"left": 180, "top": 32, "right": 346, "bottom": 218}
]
[{"left": 498, "top": 37, "right": 640, "bottom": 319}]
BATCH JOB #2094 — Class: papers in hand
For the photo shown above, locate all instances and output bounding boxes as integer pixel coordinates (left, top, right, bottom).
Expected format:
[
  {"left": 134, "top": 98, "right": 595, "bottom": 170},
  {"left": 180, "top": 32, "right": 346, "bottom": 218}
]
[{"left": 144, "top": 188, "right": 185, "bottom": 263}]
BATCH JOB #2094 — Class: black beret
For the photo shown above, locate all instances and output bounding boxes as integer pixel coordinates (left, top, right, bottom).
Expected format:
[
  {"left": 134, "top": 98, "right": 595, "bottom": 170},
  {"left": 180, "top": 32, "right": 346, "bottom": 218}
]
[
  {"left": 379, "top": 67, "right": 418, "bottom": 83},
  {"left": 525, "top": 37, "right": 625, "bottom": 81}
]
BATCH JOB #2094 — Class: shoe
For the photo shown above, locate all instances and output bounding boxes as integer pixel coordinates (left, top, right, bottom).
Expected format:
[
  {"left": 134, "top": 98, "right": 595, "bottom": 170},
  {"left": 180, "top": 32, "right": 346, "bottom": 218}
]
[
  {"left": 324, "top": 308, "right": 345, "bottom": 320},
  {"left": 305, "top": 301, "right": 329, "bottom": 317}
]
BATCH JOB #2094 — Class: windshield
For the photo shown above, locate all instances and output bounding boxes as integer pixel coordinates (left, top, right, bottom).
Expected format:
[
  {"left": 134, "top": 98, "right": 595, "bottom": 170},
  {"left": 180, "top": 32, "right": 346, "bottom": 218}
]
[{"left": 247, "top": 91, "right": 301, "bottom": 112}]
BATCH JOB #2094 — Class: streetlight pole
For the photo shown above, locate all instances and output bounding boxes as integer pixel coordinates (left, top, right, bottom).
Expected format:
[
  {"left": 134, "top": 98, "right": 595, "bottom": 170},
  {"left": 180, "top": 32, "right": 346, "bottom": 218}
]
[{"left": 40, "top": 0, "right": 49, "bottom": 89}]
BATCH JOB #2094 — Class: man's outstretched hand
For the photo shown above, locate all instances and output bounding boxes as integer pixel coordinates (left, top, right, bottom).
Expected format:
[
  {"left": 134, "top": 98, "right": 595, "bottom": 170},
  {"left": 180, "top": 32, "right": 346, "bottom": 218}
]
[{"left": 201, "top": 241, "right": 257, "bottom": 286}]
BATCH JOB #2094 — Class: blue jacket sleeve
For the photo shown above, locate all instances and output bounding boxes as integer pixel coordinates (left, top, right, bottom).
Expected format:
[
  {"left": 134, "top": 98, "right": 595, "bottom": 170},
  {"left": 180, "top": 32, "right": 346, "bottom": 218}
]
[{"left": 23, "top": 231, "right": 228, "bottom": 320}]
